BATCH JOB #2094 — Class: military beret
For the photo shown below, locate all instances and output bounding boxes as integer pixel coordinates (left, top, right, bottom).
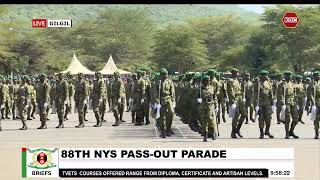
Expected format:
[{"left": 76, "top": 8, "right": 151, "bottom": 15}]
[
  {"left": 260, "top": 70, "right": 269, "bottom": 75},
  {"left": 22, "top": 75, "right": 30, "bottom": 80},
  {"left": 160, "top": 68, "right": 168, "bottom": 75},
  {"left": 313, "top": 71, "right": 320, "bottom": 76},
  {"left": 231, "top": 68, "right": 239, "bottom": 73},
  {"left": 202, "top": 75, "right": 210, "bottom": 81},
  {"left": 136, "top": 70, "right": 143, "bottom": 75},
  {"left": 207, "top": 69, "right": 217, "bottom": 76},
  {"left": 306, "top": 77, "right": 311, "bottom": 81},
  {"left": 295, "top": 75, "right": 303, "bottom": 79},
  {"left": 283, "top": 71, "right": 292, "bottom": 76}
]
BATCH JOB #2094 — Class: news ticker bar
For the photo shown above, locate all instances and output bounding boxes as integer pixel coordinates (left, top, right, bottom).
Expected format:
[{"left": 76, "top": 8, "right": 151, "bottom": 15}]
[
  {"left": 23, "top": 148, "right": 294, "bottom": 178},
  {"left": 59, "top": 169, "right": 269, "bottom": 178}
]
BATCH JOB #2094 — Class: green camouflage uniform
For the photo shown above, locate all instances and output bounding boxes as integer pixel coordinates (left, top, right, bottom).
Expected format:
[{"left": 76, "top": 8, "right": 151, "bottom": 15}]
[
  {"left": 54, "top": 78, "right": 69, "bottom": 128},
  {"left": 227, "top": 70, "right": 247, "bottom": 138},
  {"left": 27, "top": 83, "right": 37, "bottom": 120},
  {"left": 294, "top": 78, "right": 305, "bottom": 123},
  {"left": 1, "top": 79, "right": 10, "bottom": 119},
  {"left": 242, "top": 77, "right": 254, "bottom": 123},
  {"left": 159, "top": 69, "right": 175, "bottom": 138},
  {"left": 111, "top": 73, "right": 126, "bottom": 126},
  {"left": 307, "top": 74, "right": 320, "bottom": 139},
  {"left": 36, "top": 76, "right": 50, "bottom": 129},
  {"left": 132, "top": 73, "right": 146, "bottom": 126},
  {"left": 74, "top": 76, "right": 88, "bottom": 127},
  {"left": 143, "top": 78, "right": 151, "bottom": 125},
  {"left": 17, "top": 79, "right": 30, "bottom": 130},
  {"left": 64, "top": 79, "right": 75, "bottom": 120},
  {"left": 277, "top": 72, "right": 299, "bottom": 139},
  {"left": 254, "top": 71, "right": 274, "bottom": 139},
  {"left": 92, "top": 74, "right": 106, "bottom": 127},
  {"left": 107, "top": 78, "right": 113, "bottom": 111},
  {"left": 198, "top": 77, "right": 217, "bottom": 141},
  {"left": 217, "top": 79, "right": 227, "bottom": 123}
]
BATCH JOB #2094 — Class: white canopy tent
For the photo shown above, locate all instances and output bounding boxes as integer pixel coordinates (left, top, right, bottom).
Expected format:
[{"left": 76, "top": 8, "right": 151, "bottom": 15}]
[
  {"left": 100, "top": 54, "right": 131, "bottom": 75},
  {"left": 61, "top": 53, "right": 95, "bottom": 75}
]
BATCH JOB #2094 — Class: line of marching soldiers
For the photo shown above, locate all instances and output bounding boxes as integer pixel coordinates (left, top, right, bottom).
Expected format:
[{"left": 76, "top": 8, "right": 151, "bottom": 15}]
[
  {"left": 0, "top": 69, "right": 176, "bottom": 137},
  {"left": 175, "top": 68, "right": 320, "bottom": 141},
  {"left": 0, "top": 68, "right": 319, "bottom": 141}
]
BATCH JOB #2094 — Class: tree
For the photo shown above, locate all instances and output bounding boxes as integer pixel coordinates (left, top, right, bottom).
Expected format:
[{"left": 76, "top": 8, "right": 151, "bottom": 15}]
[
  {"left": 11, "top": 38, "right": 47, "bottom": 74},
  {"left": 151, "top": 24, "right": 208, "bottom": 73}
]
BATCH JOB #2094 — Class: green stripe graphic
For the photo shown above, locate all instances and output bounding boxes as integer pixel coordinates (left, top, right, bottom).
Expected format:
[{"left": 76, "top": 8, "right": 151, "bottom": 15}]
[{"left": 22, "top": 148, "right": 27, "bottom": 178}]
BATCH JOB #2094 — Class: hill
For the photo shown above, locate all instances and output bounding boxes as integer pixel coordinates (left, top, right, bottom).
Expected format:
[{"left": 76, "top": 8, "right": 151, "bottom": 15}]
[{"left": 0, "top": 4, "right": 261, "bottom": 27}]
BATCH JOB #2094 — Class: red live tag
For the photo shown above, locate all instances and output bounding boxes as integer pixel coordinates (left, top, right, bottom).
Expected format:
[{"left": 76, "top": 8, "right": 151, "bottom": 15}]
[{"left": 32, "top": 19, "right": 47, "bottom": 28}]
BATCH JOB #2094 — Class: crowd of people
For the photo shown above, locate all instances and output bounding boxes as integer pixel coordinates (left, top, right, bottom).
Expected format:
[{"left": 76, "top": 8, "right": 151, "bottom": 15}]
[{"left": 0, "top": 68, "right": 319, "bottom": 141}]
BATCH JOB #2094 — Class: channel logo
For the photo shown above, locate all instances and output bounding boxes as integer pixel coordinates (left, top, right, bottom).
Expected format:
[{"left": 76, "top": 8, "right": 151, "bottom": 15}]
[
  {"left": 22, "top": 148, "right": 59, "bottom": 177},
  {"left": 32, "top": 19, "right": 72, "bottom": 28}
]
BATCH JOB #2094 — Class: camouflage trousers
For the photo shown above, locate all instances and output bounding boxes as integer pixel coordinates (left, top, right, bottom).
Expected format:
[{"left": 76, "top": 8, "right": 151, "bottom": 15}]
[
  {"left": 231, "top": 97, "right": 247, "bottom": 130},
  {"left": 112, "top": 96, "right": 125, "bottom": 121},
  {"left": 200, "top": 105, "right": 216, "bottom": 134},
  {"left": 258, "top": 105, "right": 272, "bottom": 130},
  {"left": 284, "top": 105, "right": 299, "bottom": 132},
  {"left": 314, "top": 106, "right": 320, "bottom": 131},
  {"left": 159, "top": 100, "right": 174, "bottom": 132}
]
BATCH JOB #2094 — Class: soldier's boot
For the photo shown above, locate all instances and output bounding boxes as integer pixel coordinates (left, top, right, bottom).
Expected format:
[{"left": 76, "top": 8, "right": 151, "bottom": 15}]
[
  {"left": 231, "top": 129, "right": 237, "bottom": 138},
  {"left": 131, "top": 113, "right": 136, "bottom": 123},
  {"left": 27, "top": 107, "right": 32, "bottom": 120},
  {"left": 37, "top": 122, "right": 44, "bottom": 129},
  {"left": 42, "top": 123, "right": 47, "bottom": 129},
  {"left": 315, "top": 130, "right": 319, "bottom": 139},
  {"left": 160, "top": 130, "right": 166, "bottom": 138},
  {"left": 31, "top": 108, "right": 36, "bottom": 119},
  {"left": 56, "top": 118, "right": 64, "bottom": 128},
  {"left": 265, "top": 128, "right": 274, "bottom": 139},
  {"left": 76, "top": 116, "right": 85, "bottom": 128},
  {"left": 259, "top": 128, "right": 264, "bottom": 139},
  {"left": 56, "top": 123, "right": 64, "bottom": 128},
  {"left": 289, "top": 125, "right": 299, "bottom": 139},
  {"left": 112, "top": 115, "right": 120, "bottom": 126},
  {"left": 145, "top": 117, "right": 150, "bottom": 125},
  {"left": 285, "top": 130, "right": 290, "bottom": 139},
  {"left": 94, "top": 112, "right": 101, "bottom": 127},
  {"left": 203, "top": 132, "right": 207, "bottom": 142},
  {"left": 1, "top": 110, "right": 5, "bottom": 119},
  {"left": 19, "top": 121, "right": 27, "bottom": 130},
  {"left": 101, "top": 113, "right": 106, "bottom": 122},
  {"left": 120, "top": 113, "right": 125, "bottom": 123},
  {"left": 235, "top": 123, "right": 244, "bottom": 138},
  {"left": 212, "top": 130, "right": 217, "bottom": 140}
]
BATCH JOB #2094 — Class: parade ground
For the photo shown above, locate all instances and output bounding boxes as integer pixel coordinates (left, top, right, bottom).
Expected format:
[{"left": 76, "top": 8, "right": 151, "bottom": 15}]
[{"left": 0, "top": 111, "right": 319, "bottom": 180}]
